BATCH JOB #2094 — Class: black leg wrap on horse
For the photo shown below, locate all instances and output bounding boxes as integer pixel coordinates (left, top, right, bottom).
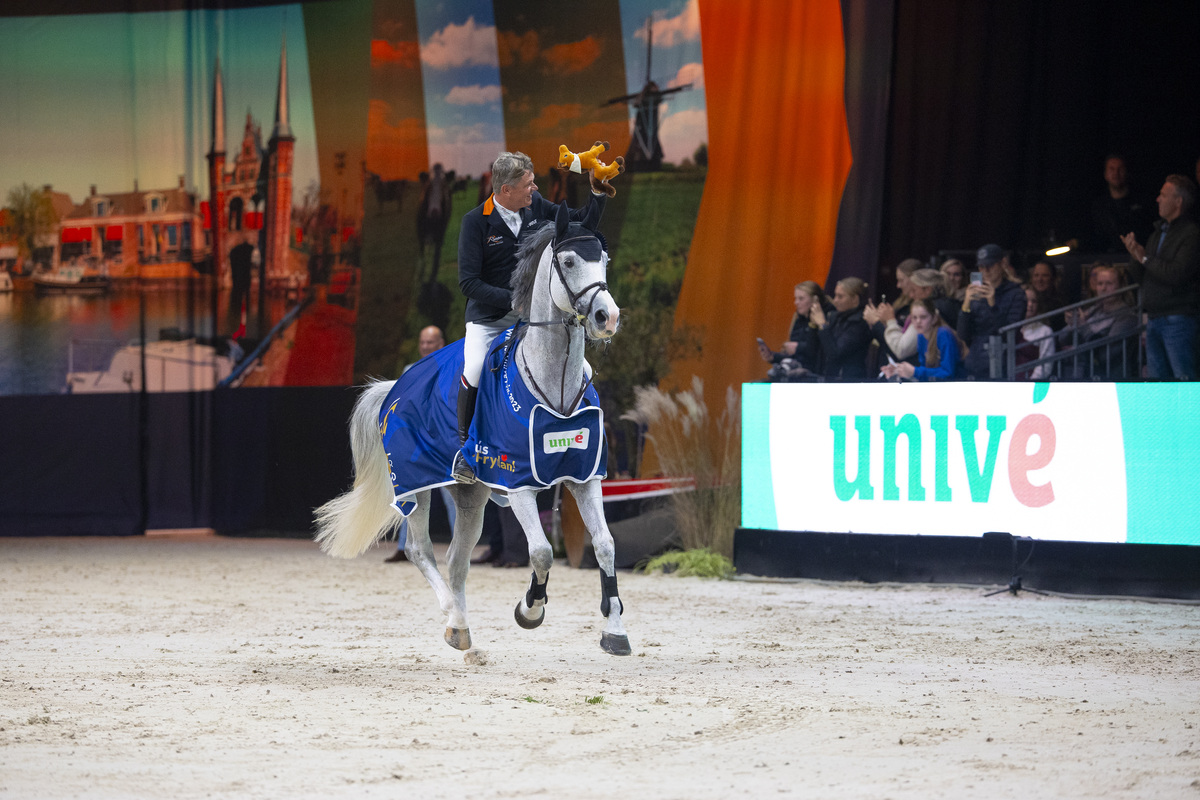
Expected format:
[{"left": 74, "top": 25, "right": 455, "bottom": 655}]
[
  {"left": 525, "top": 571, "right": 548, "bottom": 608},
  {"left": 599, "top": 572, "right": 623, "bottom": 617}
]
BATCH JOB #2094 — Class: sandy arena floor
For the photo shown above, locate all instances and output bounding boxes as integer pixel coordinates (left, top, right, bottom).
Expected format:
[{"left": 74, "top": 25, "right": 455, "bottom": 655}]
[{"left": 1, "top": 534, "right": 1198, "bottom": 799}]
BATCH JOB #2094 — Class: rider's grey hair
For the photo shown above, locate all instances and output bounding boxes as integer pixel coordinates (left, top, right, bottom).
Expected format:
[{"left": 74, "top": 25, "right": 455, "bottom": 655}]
[{"left": 492, "top": 151, "right": 535, "bottom": 197}]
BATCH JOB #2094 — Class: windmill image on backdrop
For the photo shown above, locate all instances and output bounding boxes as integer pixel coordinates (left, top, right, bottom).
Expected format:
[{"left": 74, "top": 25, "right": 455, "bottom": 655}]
[{"left": 604, "top": 17, "right": 693, "bottom": 172}]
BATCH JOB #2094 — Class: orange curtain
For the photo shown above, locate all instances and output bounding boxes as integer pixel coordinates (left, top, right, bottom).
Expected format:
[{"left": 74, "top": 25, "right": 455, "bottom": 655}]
[{"left": 669, "top": 0, "right": 852, "bottom": 406}]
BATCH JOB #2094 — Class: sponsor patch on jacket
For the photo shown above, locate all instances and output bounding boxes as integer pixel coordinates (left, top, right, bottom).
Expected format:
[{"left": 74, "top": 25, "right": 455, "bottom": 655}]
[{"left": 487, "top": 234, "right": 504, "bottom": 246}]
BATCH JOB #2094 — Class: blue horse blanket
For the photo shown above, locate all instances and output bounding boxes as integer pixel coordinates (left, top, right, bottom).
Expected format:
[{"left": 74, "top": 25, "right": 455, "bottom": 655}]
[{"left": 378, "top": 325, "right": 607, "bottom": 515}]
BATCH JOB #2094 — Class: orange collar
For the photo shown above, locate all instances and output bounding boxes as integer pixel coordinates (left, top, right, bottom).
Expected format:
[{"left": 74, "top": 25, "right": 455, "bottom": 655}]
[{"left": 483, "top": 194, "right": 495, "bottom": 215}]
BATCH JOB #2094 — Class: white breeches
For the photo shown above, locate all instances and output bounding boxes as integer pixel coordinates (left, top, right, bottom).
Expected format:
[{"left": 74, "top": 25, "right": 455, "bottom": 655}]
[{"left": 463, "top": 312, "right": 521, "bottom": 388}]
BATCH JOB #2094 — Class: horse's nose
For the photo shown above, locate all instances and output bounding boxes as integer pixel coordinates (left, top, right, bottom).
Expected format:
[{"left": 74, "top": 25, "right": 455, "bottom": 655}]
[{"left": 594, "top": 309, "right": 608, "bottom": 328}]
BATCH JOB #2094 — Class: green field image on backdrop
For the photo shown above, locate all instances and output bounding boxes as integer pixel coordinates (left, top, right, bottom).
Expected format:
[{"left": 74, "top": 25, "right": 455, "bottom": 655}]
[{"left": 355, "top": 170, "right": 705, "bottom": 396}]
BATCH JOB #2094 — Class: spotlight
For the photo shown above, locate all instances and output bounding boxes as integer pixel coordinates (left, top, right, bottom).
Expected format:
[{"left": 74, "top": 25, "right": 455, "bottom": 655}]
[{"left": 1045, "top": 246, "right": 1070, "bottom": 256}]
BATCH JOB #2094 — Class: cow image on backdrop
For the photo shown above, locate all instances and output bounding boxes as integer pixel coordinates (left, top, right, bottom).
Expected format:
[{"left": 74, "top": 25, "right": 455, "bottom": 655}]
[
  {"left": 314, "top": 204, "right": 629, "bottom": 659},
  {"left": 415, "top": 164, "right": 454, "bottom": 331}
]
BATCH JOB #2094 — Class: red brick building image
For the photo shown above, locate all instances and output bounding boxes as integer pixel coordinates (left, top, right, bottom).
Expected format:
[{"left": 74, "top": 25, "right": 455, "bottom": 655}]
[
  {"left": 51, "top": 37, "right": 297, "bottom": 288},
  {"left": 58, "top": 179, "right": 203, "bottom": 280},
  {"left": 208, "top": 38, "right": 296, "bottom": 287}
]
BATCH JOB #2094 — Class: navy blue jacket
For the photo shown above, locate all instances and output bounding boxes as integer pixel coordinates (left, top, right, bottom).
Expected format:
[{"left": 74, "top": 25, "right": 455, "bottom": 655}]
[
  {"left": 458, "top": 191, "right": 606, "bottom": 323},
  {"left": 956, "top": 278, "right": 1026, "bottom": 379}
]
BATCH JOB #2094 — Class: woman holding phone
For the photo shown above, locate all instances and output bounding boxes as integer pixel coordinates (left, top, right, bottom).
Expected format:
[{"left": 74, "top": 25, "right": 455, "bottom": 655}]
[{"left": 757, "top": 280, "right": 826, "bottom": 380}]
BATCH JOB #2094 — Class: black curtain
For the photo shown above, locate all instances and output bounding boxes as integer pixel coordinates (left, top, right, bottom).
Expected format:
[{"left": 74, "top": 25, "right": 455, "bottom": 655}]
[
  {"left": 827, "top": 0, "right": 896, "bottom": 295},
  {"left": 882, "top": 0, "right": 1200, "bottom": 266},
  {"left": 0, "top": 387, "right": 353, "bottom": 537}
]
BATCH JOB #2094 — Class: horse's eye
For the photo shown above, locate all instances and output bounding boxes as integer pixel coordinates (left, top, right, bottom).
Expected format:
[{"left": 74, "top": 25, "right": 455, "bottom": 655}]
[{"left": 563, "top": 256, "right": 575, "bottom": 268}]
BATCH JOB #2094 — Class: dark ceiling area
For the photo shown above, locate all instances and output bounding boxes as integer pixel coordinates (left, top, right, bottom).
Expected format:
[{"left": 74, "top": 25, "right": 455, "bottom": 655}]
[{"left": 882, "top": 0, "right": 1200, "bottom": 265}]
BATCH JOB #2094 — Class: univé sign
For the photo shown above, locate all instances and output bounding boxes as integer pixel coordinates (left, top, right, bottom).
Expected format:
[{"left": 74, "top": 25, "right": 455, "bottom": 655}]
[{"left": 742, "top": 382, "right": 1200, "bottom": 546}]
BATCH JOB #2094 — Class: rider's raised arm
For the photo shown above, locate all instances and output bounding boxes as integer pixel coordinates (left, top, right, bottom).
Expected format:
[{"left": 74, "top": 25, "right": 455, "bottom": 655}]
[{"left": 530, "top": 188, "right": 608, "bottom": 232}]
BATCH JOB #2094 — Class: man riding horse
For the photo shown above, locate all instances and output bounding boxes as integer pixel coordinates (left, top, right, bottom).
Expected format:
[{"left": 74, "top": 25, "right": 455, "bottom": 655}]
[{"left": 452, "top": 151, "right": 609, "bottom": 484}]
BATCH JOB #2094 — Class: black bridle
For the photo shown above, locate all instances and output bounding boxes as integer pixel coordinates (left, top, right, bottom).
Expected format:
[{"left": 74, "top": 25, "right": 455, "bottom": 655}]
[
  {"left": 527, "top": 234, "right": 610, "bottom": 330},
  {"left": 501, "top": 234, "right": 611, "bottom": 415}
]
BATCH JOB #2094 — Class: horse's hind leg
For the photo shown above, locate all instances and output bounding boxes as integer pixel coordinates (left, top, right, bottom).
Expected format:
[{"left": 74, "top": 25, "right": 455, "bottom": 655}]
[
  {"left": 567, "top": 479, "right": 631, "bottom": 655},
  {"left": 444, "top": 482, "right": 490, "bottom": 652},
  {"left": 507, "top": 489, "right": 554, "bottom": 630},
  {"left": 403, "top": 490, "right": 470, "bottom": 650}
]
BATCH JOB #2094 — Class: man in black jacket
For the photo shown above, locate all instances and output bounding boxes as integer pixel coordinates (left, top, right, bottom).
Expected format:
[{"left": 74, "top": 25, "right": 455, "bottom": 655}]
[
  {"left": 957, "top": 244, "right": 1026, "bottom": 380},
  {"left": 453, "top": 151, "right": 607, "bottom": 483},
  {"left": 1122, "top": 174, "right": 1200, "bottom": 379}
]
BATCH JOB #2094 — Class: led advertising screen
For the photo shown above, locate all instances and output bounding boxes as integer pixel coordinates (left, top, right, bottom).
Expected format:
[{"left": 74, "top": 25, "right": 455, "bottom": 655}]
[{"left": 742, "top": 382, "right": 1200, "bottom": 546}]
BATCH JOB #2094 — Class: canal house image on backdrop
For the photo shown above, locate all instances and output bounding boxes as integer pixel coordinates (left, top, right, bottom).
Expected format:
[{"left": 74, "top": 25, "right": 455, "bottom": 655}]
[{"left": 0, "top": 7, "right": 342, "bottom": 396}]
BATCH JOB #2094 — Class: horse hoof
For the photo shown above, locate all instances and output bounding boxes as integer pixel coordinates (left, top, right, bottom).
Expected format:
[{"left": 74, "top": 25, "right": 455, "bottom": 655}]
[
  {"left": 600, "top": 632, "right": 632, "bottom": 656},
  {"left": 514, "top": 601, "right": 545, "bottom": 630},
  {"left": 464, "top": 648, "right": 488, "bottom": 666},
  {"left": 444, "top": 627, "right": 472, "bottom": 651}
]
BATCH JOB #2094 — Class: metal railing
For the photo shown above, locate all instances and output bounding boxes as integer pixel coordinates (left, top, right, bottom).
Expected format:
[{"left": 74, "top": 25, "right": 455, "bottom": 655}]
[{"left": 988, "top": 285, "right": 1144, "bottom": 380}]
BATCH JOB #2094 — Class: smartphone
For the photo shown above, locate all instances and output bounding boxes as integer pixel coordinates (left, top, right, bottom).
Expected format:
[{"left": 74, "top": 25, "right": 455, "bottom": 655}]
[{"left": 970, "top": 271, "right": 983, "bottom": 286}]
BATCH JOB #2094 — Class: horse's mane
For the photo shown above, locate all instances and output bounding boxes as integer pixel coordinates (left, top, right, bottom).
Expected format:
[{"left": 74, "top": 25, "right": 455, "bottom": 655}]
[{"left": 510, "top": 223, "right": 556, "bottom": 317}]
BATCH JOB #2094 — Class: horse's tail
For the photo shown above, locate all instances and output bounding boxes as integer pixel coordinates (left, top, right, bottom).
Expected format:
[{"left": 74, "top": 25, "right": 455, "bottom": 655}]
[{"left": 314, "top": 378, "right": 401, "bottom": 559}]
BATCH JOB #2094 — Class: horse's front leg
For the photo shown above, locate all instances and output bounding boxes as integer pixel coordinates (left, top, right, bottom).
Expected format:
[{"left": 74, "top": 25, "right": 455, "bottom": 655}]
[
  {"left": 506, "top": 489, "right": 554, "bottom": 630},
  {"left": 566, "top": 479, "right": 631, "bottom": 656}
]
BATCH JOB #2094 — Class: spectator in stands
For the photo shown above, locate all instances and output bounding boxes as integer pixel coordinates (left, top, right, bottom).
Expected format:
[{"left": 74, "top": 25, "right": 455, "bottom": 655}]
[
  {"left": 1093, "top": 155, "right": 1153, "bottom": 253},
  {"left": 386, "top": 326, "right": 455, "bottom": 563},
  {"left": 812, "top": 277, "right": 870, "bottom": 381},
  {"left": 1122, "top": 174, "right": 1200, "bottom": 379},
  {"left": 864, "top": 268, "right": 957, "bottom": 364},
  {"left": 889, "top": 258, "right": 922, "bottom": 326},
  {"left": 940, "top": 258, "right": 967, "bottom": 303},
  {"left": 758, "top": 280, "right": 825, "bottom": 381},
  {"left": 957, "top": 243, "right": 1027, "bottom": 380},
  {"left": 1016, "top": 285, "right": 1056, "bottom": 379},
  {"left": 1058, "top": 264, "right": 1140, "bottom": 379},
  {"left": 1029, "top": 261, "right": 1066, "bottom": 330},
  {"left": 919, "top": 267, "right": 961, "bottom": 329},
  {"left": 879, "top": 299, "right": 967, "bottom": 381}
]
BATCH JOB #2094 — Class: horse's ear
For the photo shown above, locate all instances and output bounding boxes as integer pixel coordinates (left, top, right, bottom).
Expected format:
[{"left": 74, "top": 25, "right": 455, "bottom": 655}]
[{"left": 555, "top": 202, "right": 570, "bottom": 241}]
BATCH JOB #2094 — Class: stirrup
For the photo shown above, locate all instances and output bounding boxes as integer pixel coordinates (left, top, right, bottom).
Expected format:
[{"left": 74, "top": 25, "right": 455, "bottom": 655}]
[{"left": 452, "top": 450, "right": 477, "bottom": 485}]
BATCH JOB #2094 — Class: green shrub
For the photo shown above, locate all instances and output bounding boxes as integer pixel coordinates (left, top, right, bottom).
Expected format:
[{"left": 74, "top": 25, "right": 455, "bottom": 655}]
[{"left": 639, "top": 548, "right": 735, "bottom": 578}]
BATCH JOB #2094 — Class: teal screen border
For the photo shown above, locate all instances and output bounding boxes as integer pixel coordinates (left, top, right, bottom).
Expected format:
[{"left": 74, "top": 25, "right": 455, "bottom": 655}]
[
  {"left": 741, "top": 383, "right": 776, "bottom": 530},
  {"left": 1117, "top": 383, "right": 1200, "bottom": 546}
]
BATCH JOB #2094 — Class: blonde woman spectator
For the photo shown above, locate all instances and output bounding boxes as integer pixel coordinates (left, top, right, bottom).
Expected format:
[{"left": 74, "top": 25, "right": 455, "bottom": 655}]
[
  {"left": 757, "top": 280, "right": 826, "bottom": 380},
  {"left": 940, "top": 258, "right": 967, "bottom": 302},
  {"left": 812, "top": 277, "right": 871, "bottom": 381},
  {"left": 864, "top": 268, "right": 950, "bottom": 361}
]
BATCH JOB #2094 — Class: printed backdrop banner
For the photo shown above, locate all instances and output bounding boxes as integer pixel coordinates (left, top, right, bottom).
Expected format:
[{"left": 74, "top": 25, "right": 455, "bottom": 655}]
[{"left": 743, "top": 382, "right": 1200, "bottom": 547}]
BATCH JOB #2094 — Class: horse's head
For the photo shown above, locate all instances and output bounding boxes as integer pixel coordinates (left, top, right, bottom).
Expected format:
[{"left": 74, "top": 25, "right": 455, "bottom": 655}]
[{"left": 548, "top": 204, "right": 619, "bottom": 340}]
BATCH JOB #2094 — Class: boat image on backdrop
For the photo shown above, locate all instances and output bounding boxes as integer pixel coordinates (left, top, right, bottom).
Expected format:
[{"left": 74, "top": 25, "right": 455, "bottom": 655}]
[
  {"left": 32, "top": 264, "right": 111, "bottom": 295},
  {"left": 66, "top": 330, "right": 236, "bottom": 393}
]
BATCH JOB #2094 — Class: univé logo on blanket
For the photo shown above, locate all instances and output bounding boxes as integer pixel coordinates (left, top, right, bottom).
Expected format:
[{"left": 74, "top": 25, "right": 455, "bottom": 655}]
[{"left": 543, "top": 429, "right": 589, "bottom": 454}]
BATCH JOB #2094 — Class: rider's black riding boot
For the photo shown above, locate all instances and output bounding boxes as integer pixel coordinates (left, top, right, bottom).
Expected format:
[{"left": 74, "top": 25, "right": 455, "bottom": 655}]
[{"left": 453, "top": 382, "right": 479, "bottom": 484}]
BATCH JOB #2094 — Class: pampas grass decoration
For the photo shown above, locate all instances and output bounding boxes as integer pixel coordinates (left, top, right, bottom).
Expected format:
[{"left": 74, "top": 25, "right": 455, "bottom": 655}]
[{"left": 621, "top": 377, "right": 741, "bottom": 558}]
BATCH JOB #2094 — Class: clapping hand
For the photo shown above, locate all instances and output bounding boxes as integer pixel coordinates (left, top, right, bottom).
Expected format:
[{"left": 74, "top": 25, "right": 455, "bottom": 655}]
[
  {"left": 1121, "top": 232, "right": 1145, "bottom": 264},
  {"left": 809, "top": 302, "right": 827, "bottom": 327},
  {"left": 863, "top": 301, "right": 881, "bottom": 326},
  {"left": 876, "top": 301, "right": 896, "bottom": 323}
]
